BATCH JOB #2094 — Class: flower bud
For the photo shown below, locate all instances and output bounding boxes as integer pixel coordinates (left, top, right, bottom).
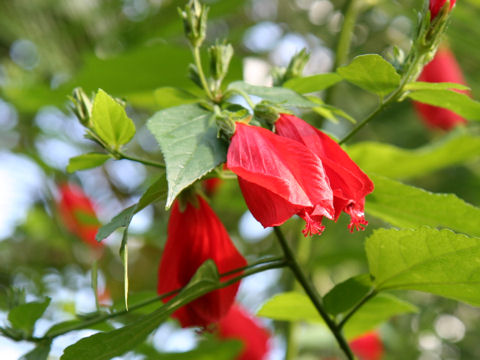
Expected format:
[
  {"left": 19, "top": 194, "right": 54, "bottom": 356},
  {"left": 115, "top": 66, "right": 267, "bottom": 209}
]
[
  {"left": 273, "top": 48, "right": 310, "bottom": 86},
  {"left": 178, "top": 0, "right": 208, "bottom": 47},
  {"left": 430, "top": 0, "right": 456, "bottom": 21},
  {"left": 70, "top": 87, "right": 93, "bottom": 126},
  {"left": 253, "top": 101, "right": 289, "bottom": 127},
  {"left": 209, "top": 41, "right": 234, "bottom": 83}
]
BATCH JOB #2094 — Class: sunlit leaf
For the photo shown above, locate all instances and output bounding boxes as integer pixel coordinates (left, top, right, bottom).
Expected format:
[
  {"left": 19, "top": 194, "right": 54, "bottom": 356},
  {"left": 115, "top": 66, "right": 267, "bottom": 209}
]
[
  {"left": 366, "top": 227, "right": 480, "bottom": 305},
  {"left": 91, "top": 89, "right": 136, "bottom": 149},
  {"left": 367, "top": 175, "right": 480, "bottom": 237},
  {"left": 337, "top": 54, "right": 401, "bottom": 96}
]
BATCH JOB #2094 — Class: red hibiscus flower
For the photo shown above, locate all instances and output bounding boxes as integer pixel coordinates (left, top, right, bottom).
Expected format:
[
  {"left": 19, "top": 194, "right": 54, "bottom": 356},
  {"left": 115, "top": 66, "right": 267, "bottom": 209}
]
[
  {"left": 430, "top": 0, "right": 456, "bottom": 20},
  {"left": 349, "top": 331, "right": 384, "bottom": 360},
  {"left": 227, "top": 123, "right": 334, "bottom": 236},
  {"left": 275, "top": 114, "right": 374, "bottom": 232},
  {"left": 413, "top": 47, "right": 468, "bottom": 131},
  {"left": 57, "top": 183, "right": 101, "bottom": 248},
  {"left": 157, "top": 194, "right": 247, "bottom": 328},
  {"left": 217, "top": 304, "right": 270, "bottom": 360}
]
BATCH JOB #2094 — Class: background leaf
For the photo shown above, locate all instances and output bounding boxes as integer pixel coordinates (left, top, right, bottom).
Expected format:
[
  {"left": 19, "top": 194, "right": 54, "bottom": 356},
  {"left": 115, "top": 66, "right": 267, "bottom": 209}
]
[
  {"left": 405, "top": 81, "right": 470, "bottom": 91},
  {"left": 154, "top": 87, "right": 200, "bottom": 109},
  {"left": 407, "top": 89, "right": 480, "bottom": 120},
  {"left": 257, "top": 292, "right": 416, "bottom": 339},
  {"left": 96, "top": 172, "right": 167, "bottom": 242},
  {"left": 227, "top": 81, "right": 318, "bottom": 108},
  {"left": 91, "top": 89, "right": 136, "bottom": 149},
  {"left": 147, "top": 104, "right": 227, "bottom": 208},
  {"left": 8, "top": 298, "right": 51, "bottom": 335},
  {"left": 367, "top": 175, "right": 480, "bottom": 237},
  {"left": 366, "top": 227, "right": 480, "bottom": 305},
  {"left": 337, "top": 54, "right": 401, "bottom": 96},
  {"left": 283, "top": 73, "right": 342, "bottom": 93},
  {"left": 66, "top": 153, "right": 110, "bottom": 173},
  {"left": 347, "top": 132, "right": 480, "bottom": 179}
]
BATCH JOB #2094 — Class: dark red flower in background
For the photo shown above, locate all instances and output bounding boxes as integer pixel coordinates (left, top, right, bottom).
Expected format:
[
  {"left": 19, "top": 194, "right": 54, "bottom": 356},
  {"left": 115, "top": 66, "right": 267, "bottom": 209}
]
[
  {"left": 275, "top": 114, "right": 374, "bottom": 232},
  {"left": 413, "top": 46, "right": 468, "bottom": 131},
  {"left": 227, "top": 123, "right": 334, "bottom": 236},
  {"left": 349, "top": 331, "right": 384, "bottom": 360},
  {"left": 430, "top": 0, "right": 456, "bottom": 20},
  {"left": 157, "top": 195, "right": 247, "bottom": 328},
  {"left": 203, "top": 178, "right": 222, "bottom": 196},
  {"left": 217, "top": 304, "right": 270, "bottom": 360},
  {"left": 57, "top": 183, "right": 101, "bottom": 247}
]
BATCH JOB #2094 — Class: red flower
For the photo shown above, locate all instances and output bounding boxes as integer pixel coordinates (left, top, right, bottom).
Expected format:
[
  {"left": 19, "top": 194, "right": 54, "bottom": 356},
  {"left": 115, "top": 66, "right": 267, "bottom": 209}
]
[
  {"left": 430, "top": 0, "right": 456, "bottom": 20},
  {"left": 157, "top": 194, "right": 247, "bottom": 328},
  {"left": 275, "top": 114, "right": 374, "bottom": 232},
  {"left": 227, "top": 123, "right": 334, "bottom": 236},
  {"left": 57, "top": 183, "right": 101, "bottom": 247},
  {"left": 217, "top": 304, "right": 270, "bottom": 360},
  {"left": 413, "top": 47, "right": 468, "bottom": 131},
  {"left": 349, "top": 331, "right": 384, "bottom": 360}
]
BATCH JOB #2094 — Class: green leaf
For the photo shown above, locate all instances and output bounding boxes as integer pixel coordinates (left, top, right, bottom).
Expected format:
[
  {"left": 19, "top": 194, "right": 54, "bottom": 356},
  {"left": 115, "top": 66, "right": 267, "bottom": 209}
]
[
  {"left": 67, "top": 153, "right": 110, "bottom": 173},
  {"left": 283, "top": 73, "right": 342, "bottom": 93},
  {"left": 342, "top": 294, "right": 417, "bottom": 339},
  {"left": 20, "top": 340, "right": 51, "bottom": 360},
  {"left": 61, "top": 260, "right": 221, "bottom": 360},
  {"left": 407, "top": 89, "right": 480, "bottom": 120},
  {"left": 366, "top": 227, "right": 480, "bottom": 305},
  {"left": 257, "top": 292, "right": 416, "bottom": 339},
  {"left": 154, "top": 87, "right": 200, "bottom": 108},
  {"left": 337, "top": 54, "right": 401, "bottom": 96},
  {"left": 347, "top": 132, "right": 480, "bottom": 179},
  {"left": 91, "top": 89, "right": 136, "bottom": 149},
  {"left": 405, "top": 81, "right": 470, "bottom": 91},
  {"left": 324, "top": 275, "right": 373, "bottom": 316},
  {"left": 45, "top": 319, "right": 114, "bottom": 337},
  {"left": 227, "top": 81, "right": 318, "bottom": 108},
  {"left": 147, "top": 104, "right": 227, "bottom": 208},
  {"left": 95, "top": 205, "right": 136, "bottom": 242},
  {"left": 151, "top": 339, "right": 243, "bottom": 360},
  {"left": 8, "top": 298, "right": 51, "bottom": 334},
  {"left": 95, "top": 173, "right": 167, "bottom": 242},
  {"left": 367, "top": 175, "right": 480, "bottom": 237}
]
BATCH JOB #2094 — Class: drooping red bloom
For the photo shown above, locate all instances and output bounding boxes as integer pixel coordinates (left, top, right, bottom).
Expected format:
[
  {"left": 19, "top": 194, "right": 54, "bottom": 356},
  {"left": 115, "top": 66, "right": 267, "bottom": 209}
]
[
  {"left": 227, "top": 123, "right": 334, "bottom": 236},
  {"left": 413, "top": 47, "right": 468, "bottom": 131},
  {"left": 430, "top": 0, "right": 456, "bottom": 20},
  {"left": 217, "top": 304, "right": 271, "bottom": 360},
  {"left": 157, "top": 194, "right": 247, "bottom": 328},
  {"left": 57, "top": 183, "right": 101, "bottom": 247},
  {"left": 275, "top": 114, "right": 374, "bottom": 232},
  {"left": 349, "top": 331, "right": 384, "bottom": 360}
]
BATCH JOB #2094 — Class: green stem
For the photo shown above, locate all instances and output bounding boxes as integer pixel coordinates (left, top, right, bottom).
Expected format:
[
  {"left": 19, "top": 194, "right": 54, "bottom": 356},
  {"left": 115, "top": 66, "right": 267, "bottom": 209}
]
[
  {"left": 26, "top": 259, "right": 287, "bottom": 342},
  {"left": 338, "top": 25, "right": 429, "bottom": 145},
  {"left": 334, "top": 0, "right": 361, "bottom": 69},
  {"left": 338, "top": 290, "right": 377, "bottom": 329},
  {"left": 193, "top": 46, "right": 214, "bottom": 100},
  {"left": 117, "top": 152, "right": 165, "bottom": 169},
  {"left": 273, "top": 227, "right": 353, "bottom": 360},
  {"left": 325, "top": 0, "right": 361, "bottom": 105}
]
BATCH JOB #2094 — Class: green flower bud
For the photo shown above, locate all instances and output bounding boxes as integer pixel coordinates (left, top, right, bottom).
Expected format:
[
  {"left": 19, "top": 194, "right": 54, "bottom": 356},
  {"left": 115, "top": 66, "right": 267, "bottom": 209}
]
[
  {"left": 178, "top": 0, "right": 209, "bottom": 47},
  {"left": 209, "top": 41, "right": 234, "bottom": 83},
  {"left": 70, "top": 87, "right": 93, "bottom": 126}
]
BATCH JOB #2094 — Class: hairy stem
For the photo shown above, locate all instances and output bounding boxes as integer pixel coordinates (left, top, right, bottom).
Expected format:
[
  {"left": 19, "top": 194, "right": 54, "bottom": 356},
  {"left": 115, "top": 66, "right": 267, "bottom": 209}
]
[
  {"left": 193, "top": 46, "right": 214, "bottom": 100},
  {"left": 273, "top": 227, "right": 353, "bottom": 360}
]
